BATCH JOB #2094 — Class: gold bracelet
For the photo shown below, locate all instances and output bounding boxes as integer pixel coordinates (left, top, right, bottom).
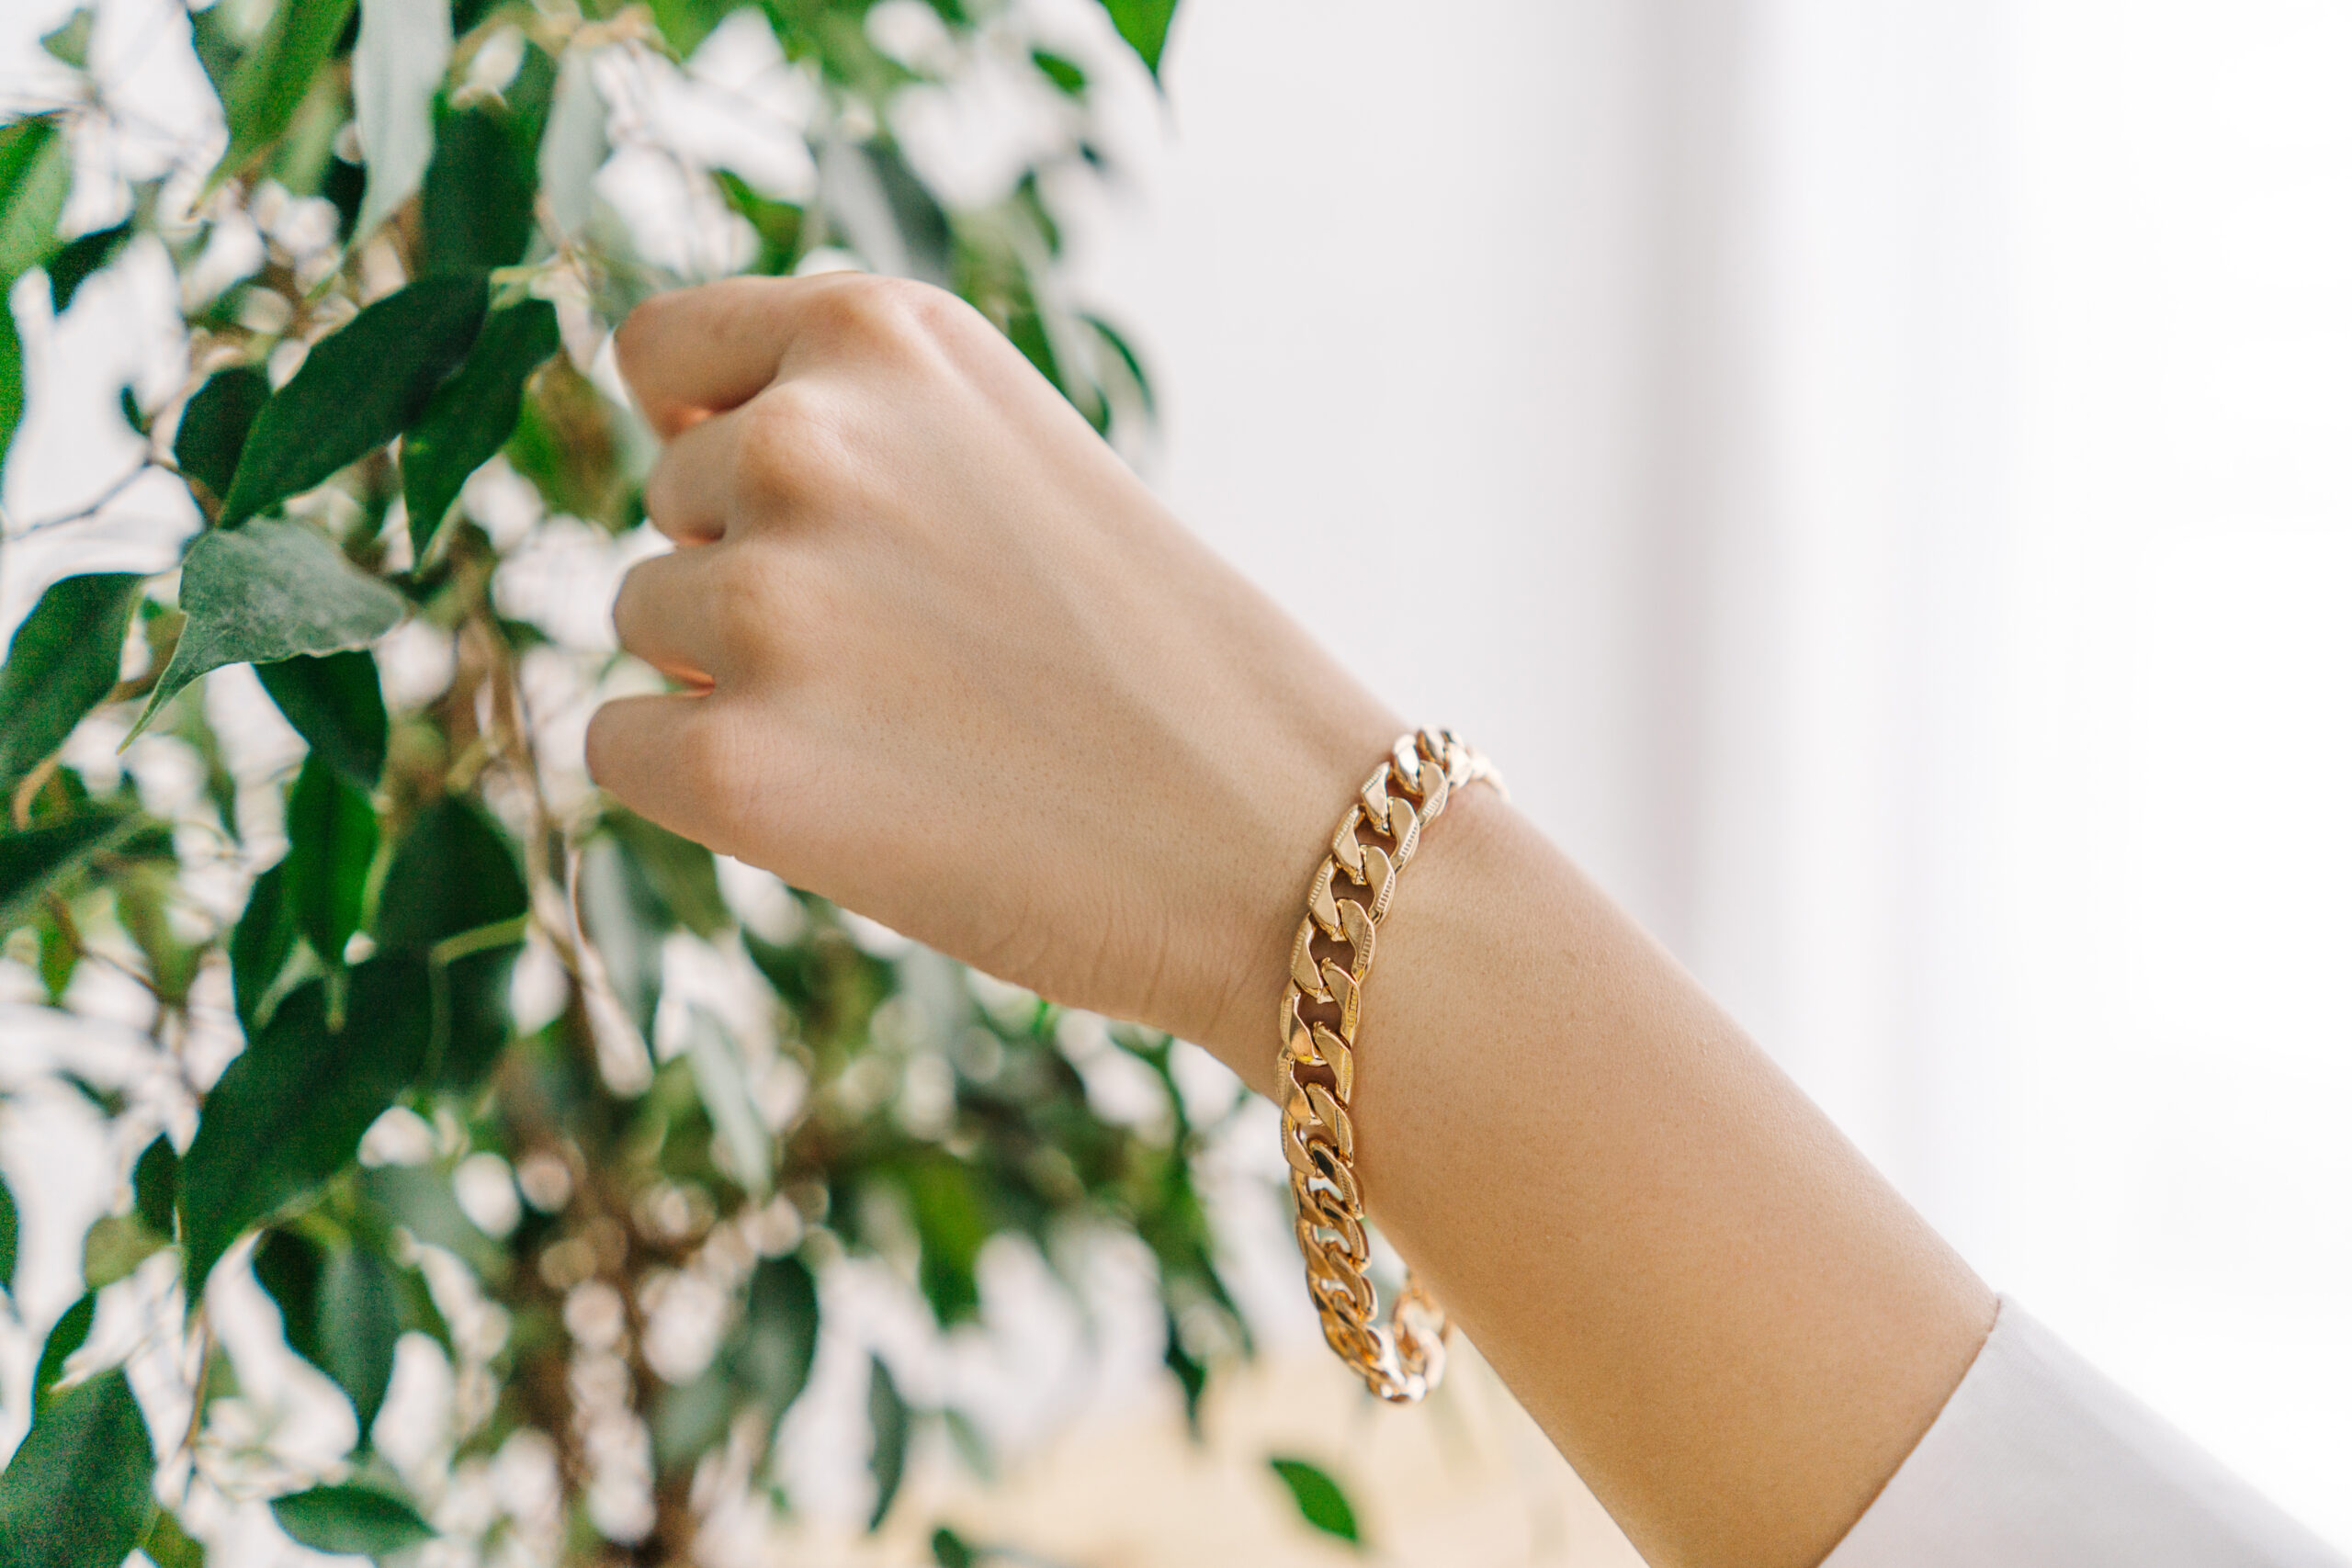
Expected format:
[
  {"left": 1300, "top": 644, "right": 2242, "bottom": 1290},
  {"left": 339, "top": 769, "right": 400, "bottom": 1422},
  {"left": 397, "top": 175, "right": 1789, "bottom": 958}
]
[{"left": 1278, "top": 728, "right": 1499, "bottom": 1403}]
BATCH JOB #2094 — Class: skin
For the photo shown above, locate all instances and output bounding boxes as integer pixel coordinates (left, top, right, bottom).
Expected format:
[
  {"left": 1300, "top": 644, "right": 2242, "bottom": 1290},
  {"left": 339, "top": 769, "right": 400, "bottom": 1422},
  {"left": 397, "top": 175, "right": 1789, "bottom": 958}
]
[{"left": 587, "top": 274, "right": 1998, "bottom": 1568}]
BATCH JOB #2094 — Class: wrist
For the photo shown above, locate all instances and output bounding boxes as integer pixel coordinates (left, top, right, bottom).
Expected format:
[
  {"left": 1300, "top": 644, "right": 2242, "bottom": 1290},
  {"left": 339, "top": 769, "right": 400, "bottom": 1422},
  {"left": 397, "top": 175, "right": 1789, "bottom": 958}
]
[{"left": 1183, "top": 729, "right": 1511, "bottom": 1098}]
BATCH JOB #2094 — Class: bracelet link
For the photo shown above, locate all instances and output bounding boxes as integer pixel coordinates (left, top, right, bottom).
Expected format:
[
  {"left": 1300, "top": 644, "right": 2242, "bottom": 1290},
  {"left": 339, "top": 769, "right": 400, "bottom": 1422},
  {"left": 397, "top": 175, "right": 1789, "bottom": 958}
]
[{"left": 1278, "top": 728, "right": 1498, "bottom": 1404}]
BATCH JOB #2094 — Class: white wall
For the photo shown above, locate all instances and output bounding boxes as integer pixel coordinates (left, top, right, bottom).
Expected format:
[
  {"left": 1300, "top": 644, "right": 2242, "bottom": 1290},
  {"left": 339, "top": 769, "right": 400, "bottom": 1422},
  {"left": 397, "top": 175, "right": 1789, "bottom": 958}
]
[
  {"left": 6, "top": 0, "right": 2348, "bottom": 1549},
  {"left": 1076, "top": 0, "right": 2352, "bottom": 1548},
  {"left": 1069, "top": 0, "right": 1668, "bottom": 912}
]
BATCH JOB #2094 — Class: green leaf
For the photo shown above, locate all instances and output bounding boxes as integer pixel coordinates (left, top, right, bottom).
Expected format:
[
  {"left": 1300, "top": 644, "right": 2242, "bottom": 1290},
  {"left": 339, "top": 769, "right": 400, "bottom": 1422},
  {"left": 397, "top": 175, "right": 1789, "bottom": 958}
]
[
  {"left": 684, "top": 1007, "right": 772, "bottom": 1197},
  {"left": 45, "top": 220, "right": 131, "bottom": 314},
  {"left": 651, "top": 1371, "right": 733, "bottom": 1474},
  {"left": 0, "top": 118, "right": 71, "bottom": 284},
  {"left": 354, "top": 1164, "right": 497, "bottom": 1276},
  {"left": 731, "top": 1254, "right": 818, "bottom": 1412},
  {"left": 256, "top": 1231, "right": 401, "bottom": 1434},
  {"left": 220, "top": 273, "right": 489, "bottom": 528},
  {"left": 901, "top": 1155, "right": 989, "bottom": 1325},
  {"left": 0, "top": 570, "right": 142, "bottom": 798},
  {"left": 141, "top": 1508, "right": 207, "bottom": 1568},
  {"left": 576, "top": 832, "right": 667, "bottom": 1042},
  {"left": 284, "top": 753, "right": 379, "bottom": 967},
  {"left": 419, "top": 106, "right": 537, "bottom": 276},
  {"left": 33, "top": 1292, "right": 95, "bottom": 1408},
  {"left": 168, "top": 683, "right": 244, "bottom": 842},
  {"left": 0, "top": 802, "right": 140, "bottom": 933},
  {"left": 187, "top": 5, "right": 247, "bottom": 103},
  {"left": 433, "top": 944, "right": 521, "bottom": 1090},
  {"left": 350, "top": 0, "right": 452, "bottom": 239},
  {"left": 867, "top": 1354, "right": 909, "bottom": 1530},
  {"left": 131, "top": 518, "right": 407, "bottom": 740},
  {"left": 0, "top": 116, "right": 58, "bottom": 468},
  {"left": 502, "top": 39, "right": 560, "bottom": 139},
  {"left": 606, "top": 808, "right": 729, "bottom": 939},
  {"left": 930, "top": 1528, "right": 976, "bottom": 1568},
  {"left": 1004, "top": 298, "right": 1062, "bottom": 406},
  {"left": 270, "top": 1483, "right": 433, "bottom": 1555},
  {"left": 716, "top": 170, "right": 805, "bottom": 276},
  {"left": 133, "top": 1135, "right": 178, "bottom": 1236},
  {"left": 257, "top": 650, "right": 388, "bottom": 790},
  {"left": 179, "top": 956, "right": 432, "bottom": 1295},
  {"left": 230, "top": 858, "right": 298, "bottom": 1030},
  {"left": 375, "top": 795, "right": 527, "bottom": 953},
  {"left": 650, "top": 0, "right": 734, "bottom": 57},
  {"left": 390, "top": 1255, "right": 451, "bottom": 1351},
  {"left": 945, "top": 1408, "right": 992, "bottom": 1479},
  {"left": 82, "top": 1213, "right": 164, "bottom": 1291},
  {"left": 140, "top": 1511, "right": 204, "bottom": 1568},
  {"left": 1097, "top": 0, "right": 1179, "bottom": 79},
  {"left": 60, "top": 1075, "right": 126, "bottom": 1118},
  {"left": 1085, "top": 312, "right": 1155, "bottom": 418},
  {"left": 173, "top": 365, "right": 269, "bottom": 504},
  {"left": 1030, "top": 48, "right": 1086, "bottom": 96},
  {"left": 316, "top": 1245, "right": 401, "bottom": 1434},
  {"left": 862, "top": 141, "right": 952, "bottom": 286},
  {"left": 251, "top": 1227, "right": 322, "bottom": 1356},
  {"left": 210, "top": 0, "right": 361, "bottom": 188},
  {"left": 1268, "top": 1458, "right": 1362, "bottom": 1547},
  {"left": 0, "top": 1173, "right": 17, "bottom": 1291},
  {"left": 501, "top": 355, "right": 637, "bottom": 529},
  {"left": 1164, "top": 1309, "right": 1206, "bottom": 1439},
  {"left": 322, "top": 151, "right": 367, "bottom": 241},
  {"left": 401, "top": 299, "right": 560, "bottom": 558},
  {"left": 0, "top": 1369, "right": 156, "bottom": 1568},
  {"left": 40, "top": 9, "right": 94, "bottom": 69},
  {"left": 1, "top": 309, "right": 22, "bottom": 472}
]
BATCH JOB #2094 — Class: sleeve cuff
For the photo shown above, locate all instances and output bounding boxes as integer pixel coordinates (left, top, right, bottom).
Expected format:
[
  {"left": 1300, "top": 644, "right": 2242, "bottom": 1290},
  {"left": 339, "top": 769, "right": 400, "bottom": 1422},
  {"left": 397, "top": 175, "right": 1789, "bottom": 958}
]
[{"left": 1821, "top": 1296, "right": 2346, "bottom": 1567}]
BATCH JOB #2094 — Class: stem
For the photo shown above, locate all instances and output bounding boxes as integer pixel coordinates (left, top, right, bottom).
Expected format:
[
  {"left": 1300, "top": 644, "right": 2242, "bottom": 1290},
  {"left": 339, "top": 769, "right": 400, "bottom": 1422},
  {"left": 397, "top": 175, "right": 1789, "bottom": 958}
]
[
  {"left": 3, "top": 457, "right": 158, "bottom": 539},
  {"left": 176, "top": 1306, "right": 214, "bottom": 1474}
]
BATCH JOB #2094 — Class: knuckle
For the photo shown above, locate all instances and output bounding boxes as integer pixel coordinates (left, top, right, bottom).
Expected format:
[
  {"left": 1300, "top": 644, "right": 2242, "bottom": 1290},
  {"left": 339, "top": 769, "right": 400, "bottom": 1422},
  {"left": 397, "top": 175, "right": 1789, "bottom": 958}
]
[
  {"left": 808, "top": 274, "right": 952, "bottom": 349},
  {"left": 643, "top": 446, "right": 715, "bottom": 540},
  {"left": 705, "top": 552, "right": 779, "bottom": 652},
  {"left": 739, "top": 383, "right": 852, "bottom": 502}
]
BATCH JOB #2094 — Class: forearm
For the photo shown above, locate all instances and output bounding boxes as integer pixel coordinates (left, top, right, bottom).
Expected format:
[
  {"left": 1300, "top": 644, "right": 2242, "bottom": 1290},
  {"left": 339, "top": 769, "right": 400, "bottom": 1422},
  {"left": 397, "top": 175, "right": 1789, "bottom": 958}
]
[
  {"left": 1197, "top": 784, "right": 1995, "bottom": 1568},
  {"left": 594, "top": 275, "right": 1997, "bottom": 1568}
]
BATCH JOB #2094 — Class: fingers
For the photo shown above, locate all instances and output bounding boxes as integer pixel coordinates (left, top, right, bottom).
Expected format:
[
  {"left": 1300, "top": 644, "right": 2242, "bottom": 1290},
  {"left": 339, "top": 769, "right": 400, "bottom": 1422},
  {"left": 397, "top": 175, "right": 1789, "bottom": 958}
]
[
  {"left": 642, "top": 405, "right": 741, "bottom": 545},
  {"left": 615, "top": 276, "right": 809, "bottom": 438},
  {"left": 611, "top": 549, "right": 727, "bottom": 686},
  {"left": 583, "top": 691, "right": 743, "bottom": 850}
]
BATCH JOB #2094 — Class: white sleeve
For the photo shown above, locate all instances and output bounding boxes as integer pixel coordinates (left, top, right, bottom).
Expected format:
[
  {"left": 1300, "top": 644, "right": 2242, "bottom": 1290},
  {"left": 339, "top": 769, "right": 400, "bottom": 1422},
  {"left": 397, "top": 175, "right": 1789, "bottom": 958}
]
[{"left": 1822, "top": 1297, "right": 2346, "bottom": 1567}]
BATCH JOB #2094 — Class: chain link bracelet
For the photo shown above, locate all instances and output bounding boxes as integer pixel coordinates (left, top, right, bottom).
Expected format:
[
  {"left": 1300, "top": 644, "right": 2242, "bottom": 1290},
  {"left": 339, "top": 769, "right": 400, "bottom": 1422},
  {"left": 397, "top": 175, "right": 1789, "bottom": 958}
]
[{"left": 1278, "top": 728, "right": 1500, "bottom": 1403}]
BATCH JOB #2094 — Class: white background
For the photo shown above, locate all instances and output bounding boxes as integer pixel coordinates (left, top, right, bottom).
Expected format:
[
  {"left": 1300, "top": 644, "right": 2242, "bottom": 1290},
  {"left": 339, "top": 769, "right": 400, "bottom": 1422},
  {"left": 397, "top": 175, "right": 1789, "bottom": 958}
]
[
  {"left": 1074, "top": 0, "right": 2352, "bottom": 1547},
  {"left": 3, "top": 0, "right": 2349, "bottom": 1554}
]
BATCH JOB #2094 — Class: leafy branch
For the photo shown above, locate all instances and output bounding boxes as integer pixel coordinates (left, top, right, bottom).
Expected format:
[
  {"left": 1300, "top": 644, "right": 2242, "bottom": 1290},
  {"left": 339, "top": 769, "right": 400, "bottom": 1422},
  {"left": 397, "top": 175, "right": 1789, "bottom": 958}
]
[{"left": 0, "top": 3, "right": 1313, "bottom": 1566}]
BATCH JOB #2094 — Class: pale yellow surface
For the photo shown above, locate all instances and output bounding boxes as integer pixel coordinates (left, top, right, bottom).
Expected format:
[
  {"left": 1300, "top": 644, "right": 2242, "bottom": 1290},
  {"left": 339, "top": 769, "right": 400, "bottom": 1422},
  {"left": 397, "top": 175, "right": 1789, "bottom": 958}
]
[{"left": 827, "top": 1346, "right": 1649, "bottom": 1568}]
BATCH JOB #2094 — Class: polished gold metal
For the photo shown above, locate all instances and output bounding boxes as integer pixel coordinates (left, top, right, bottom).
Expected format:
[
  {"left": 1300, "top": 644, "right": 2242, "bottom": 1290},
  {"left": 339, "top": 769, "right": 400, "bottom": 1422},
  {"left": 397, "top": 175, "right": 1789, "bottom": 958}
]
[{"left": 1278, "top": 728, "right": 1498, "bottom": 1403}]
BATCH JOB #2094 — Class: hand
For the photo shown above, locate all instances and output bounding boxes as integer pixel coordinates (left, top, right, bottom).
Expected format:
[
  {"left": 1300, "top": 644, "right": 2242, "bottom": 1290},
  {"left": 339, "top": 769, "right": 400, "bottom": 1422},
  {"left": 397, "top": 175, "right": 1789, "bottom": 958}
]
[
  {"left": 589, "top": 275, "right": 1399, "bottom": 1071},
  {"left": 594, "top": 278, "right": 2002, "bottom": 1568}
]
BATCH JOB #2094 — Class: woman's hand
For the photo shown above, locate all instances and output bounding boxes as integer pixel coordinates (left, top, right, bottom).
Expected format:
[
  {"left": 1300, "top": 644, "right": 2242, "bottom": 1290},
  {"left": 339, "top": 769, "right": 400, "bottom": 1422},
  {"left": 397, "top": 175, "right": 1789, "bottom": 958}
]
[
  {"left": 588, "top": 275, "right": 1396, "bottom": 1076},
  {"left": 594, "top": 274, "right": 2001, "bottom": 1568}
]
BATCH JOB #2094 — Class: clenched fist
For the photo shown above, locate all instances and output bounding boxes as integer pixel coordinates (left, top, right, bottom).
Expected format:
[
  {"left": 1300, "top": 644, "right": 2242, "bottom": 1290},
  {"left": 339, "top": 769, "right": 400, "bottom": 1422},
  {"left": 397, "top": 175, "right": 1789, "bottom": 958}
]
[
  {"left": 589, "top": 275, "right": 1400, "bottom": 1072},
  {"left": 593, "top": 279, "right": 2013, "bottom": 1568}
]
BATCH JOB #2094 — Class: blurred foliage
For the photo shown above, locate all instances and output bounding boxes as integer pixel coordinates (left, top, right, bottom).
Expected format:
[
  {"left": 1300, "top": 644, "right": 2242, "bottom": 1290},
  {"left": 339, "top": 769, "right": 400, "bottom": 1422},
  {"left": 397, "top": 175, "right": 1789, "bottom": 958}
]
[
  {"left": 0, "top": 1, "right": 1344, "bottom": 1563},
  {"left": 1268, "top": 1456, "right": 1363, "bottom": 1550}
]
